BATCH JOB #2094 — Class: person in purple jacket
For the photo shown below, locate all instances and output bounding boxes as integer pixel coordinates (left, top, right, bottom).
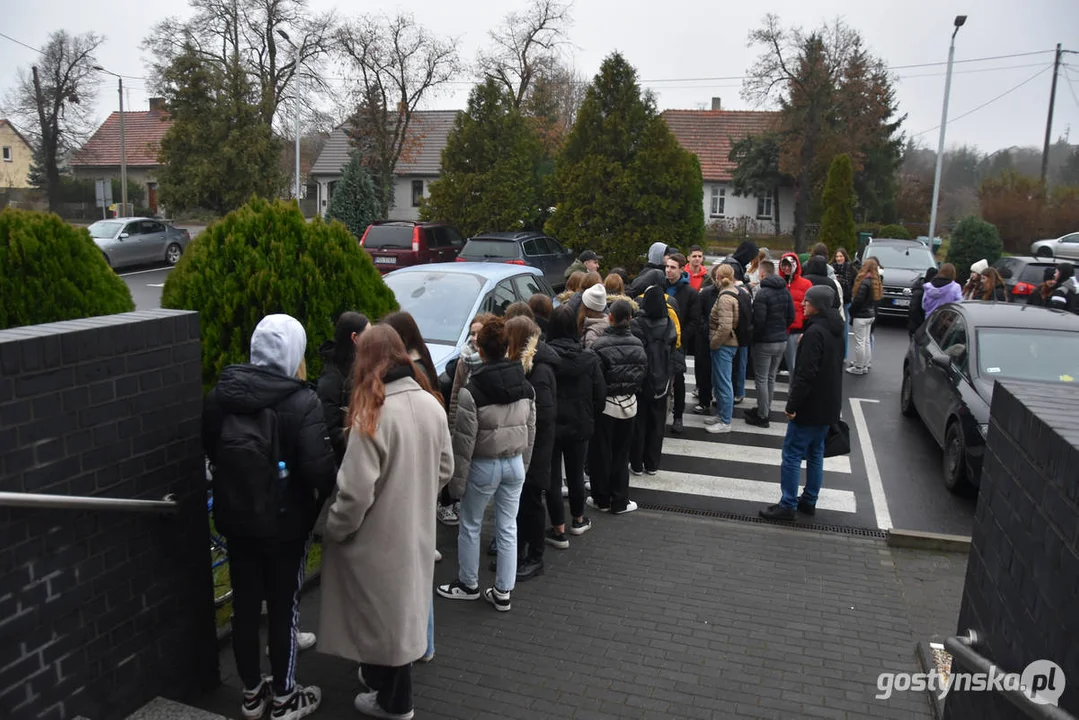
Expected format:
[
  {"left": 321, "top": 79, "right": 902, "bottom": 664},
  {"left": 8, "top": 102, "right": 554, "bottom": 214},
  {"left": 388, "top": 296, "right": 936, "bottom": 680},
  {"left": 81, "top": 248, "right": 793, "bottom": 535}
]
[{"left": 921, "top": 263, "right": 963, "bottom": 317}]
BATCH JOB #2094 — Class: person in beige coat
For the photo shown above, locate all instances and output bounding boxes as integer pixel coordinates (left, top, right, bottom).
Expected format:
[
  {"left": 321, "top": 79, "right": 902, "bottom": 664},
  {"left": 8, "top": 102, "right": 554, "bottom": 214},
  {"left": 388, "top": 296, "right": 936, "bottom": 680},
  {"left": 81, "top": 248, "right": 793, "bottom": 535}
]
[
  {"left": 318, "top": 325, "right": 453, "bottom": 720},
  {"left": 706, "top": 263, "right": 741, "bottom": 434}
]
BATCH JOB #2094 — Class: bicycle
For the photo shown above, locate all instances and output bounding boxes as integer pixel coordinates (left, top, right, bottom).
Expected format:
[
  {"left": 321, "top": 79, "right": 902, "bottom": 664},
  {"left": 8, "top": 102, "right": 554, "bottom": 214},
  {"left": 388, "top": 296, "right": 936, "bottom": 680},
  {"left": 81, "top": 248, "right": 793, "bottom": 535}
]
[{"left": 207, "top": 459, "right": 233, "bottom": 608}]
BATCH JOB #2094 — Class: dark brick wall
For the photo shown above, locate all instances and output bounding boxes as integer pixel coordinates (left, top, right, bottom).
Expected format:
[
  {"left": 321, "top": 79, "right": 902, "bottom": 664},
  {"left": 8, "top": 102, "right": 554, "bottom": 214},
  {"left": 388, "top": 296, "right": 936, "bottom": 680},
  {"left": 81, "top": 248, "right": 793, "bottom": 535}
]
[
  {"left": 0, "top": 310, "right": 219, "bottom": 720},
  {"left": 945, "top": 381, "right": 1079, "bottom": 719}
]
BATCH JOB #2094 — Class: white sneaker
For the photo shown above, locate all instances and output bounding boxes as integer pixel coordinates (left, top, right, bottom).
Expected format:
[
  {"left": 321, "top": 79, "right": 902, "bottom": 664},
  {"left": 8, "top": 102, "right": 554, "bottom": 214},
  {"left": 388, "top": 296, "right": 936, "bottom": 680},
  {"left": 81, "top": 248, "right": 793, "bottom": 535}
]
[
  {"left": 436, "top": 503, "right": 459, "bottom": 526},
  {"left": 613, "top": 500, "right": 638, "bottom": 515},
  {"left": 270, "top": 686, "right": 321, "bottom": 720},
  {"left": 703, "top": 416, "right": 722, "bottom": 426},
  {"left": 434, "top": 549, "right": 442, "bottom": 562},
  {"left": 584, "top": 480, "right": 591, "bottom": 491},
  {"left": 266, "top": 631, "right": 315, "bottom": 656},
  {"left": 561, "top": 484, "right": 569, "bottom": 498},
  {"left": 705, "top": 421, "right": 732, "bottom": 434},
  {"left": 242, "top": 676, "right": 272, "bottom": 719},
  {"left": 354, "top": 690, "right": 414, "bottom": 719}
]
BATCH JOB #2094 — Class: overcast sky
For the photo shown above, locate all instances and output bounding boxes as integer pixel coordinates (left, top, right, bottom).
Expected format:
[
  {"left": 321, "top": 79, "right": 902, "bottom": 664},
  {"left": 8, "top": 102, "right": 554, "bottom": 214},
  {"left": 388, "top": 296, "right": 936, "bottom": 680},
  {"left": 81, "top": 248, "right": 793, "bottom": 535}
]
[{"left": 3, "top": 0, "right": 1078, "bottom": 154}]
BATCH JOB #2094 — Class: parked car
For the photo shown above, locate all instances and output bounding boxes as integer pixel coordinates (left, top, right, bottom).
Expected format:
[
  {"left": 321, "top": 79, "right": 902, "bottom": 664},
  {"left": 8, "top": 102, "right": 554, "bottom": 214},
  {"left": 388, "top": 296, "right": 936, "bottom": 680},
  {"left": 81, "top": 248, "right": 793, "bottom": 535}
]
[
  {"left": 1030, "top": 231, "right": 1079, "bottom": 260},
  {"left": 992, "top": 256, "right": 1064, "bottom": 301},
  {"left": 87, "top": 217, "right": 191, "bottom": 270},
  {"left": 456, "top": 231, "right": 575, "bottom": 290},
  {"left": 859, "top": 238, "right": 938, "bottom": 317},
  {"left": 900, "top": 301, "right": 1079, "bottom": 492},
  {"left": 915, "top": 235, "right": 944, "bottom": 253},
  {"left": 382, "top": 263, "right": 557, "bottom": 376},
  {"left": 360, "top": 220, "right": 465, "bottom": 274}
]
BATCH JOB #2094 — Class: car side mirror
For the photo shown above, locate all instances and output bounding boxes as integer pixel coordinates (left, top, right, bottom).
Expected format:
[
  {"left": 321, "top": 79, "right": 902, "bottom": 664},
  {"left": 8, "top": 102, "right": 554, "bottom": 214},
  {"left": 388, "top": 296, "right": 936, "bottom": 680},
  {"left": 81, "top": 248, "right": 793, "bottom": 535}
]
[
  {"left": 931, "top": 353, "right": 952, "bottom": 370},
  {"left": 118, "top": 232, "right": 129, "bottom": 240}
]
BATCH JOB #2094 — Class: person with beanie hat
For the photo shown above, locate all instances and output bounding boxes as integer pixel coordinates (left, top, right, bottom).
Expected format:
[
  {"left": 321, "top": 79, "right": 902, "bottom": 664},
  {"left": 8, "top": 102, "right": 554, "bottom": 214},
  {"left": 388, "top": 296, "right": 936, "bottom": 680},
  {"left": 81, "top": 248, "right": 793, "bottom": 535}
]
[
  {"left": 760, "top": 285, "right": 844, "bottom": 522},
  {"left": 580, "top": 284, "right": 610, "bottom": 348},
  {"left": 963, "top": 259, "right": 990, "bottom": 300}
]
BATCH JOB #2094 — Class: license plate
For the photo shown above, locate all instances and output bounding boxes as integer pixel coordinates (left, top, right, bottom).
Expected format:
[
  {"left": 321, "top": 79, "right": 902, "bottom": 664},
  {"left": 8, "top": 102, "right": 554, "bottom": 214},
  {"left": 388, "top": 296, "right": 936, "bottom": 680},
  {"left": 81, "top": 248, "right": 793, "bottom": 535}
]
[
  {"left": 893, "top": 298, "right": 910, "bottom": 307},
  {"left": 375, "top": 256, "right": 395, "bottom": 265}
]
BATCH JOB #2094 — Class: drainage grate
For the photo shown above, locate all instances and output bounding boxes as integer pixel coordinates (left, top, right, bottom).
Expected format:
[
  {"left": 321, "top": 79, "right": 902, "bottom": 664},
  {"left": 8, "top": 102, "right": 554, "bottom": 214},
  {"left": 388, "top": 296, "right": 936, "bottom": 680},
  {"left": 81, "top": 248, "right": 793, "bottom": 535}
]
[{"left": 636, "top": 502, "right": 889, "bottom": 538}]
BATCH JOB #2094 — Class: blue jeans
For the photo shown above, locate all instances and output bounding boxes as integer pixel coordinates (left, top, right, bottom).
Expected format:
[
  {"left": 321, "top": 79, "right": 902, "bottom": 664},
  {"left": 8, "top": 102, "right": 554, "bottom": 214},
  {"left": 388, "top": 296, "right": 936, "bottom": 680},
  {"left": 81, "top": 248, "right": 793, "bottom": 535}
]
[
  {"left": 457, "top": 456, "right": 525, "bottom": 592},
  {"left": 733, "top": 346, "right": 747, "bottom": 399},
  {"left": 780, "top": 422, "right": 829, "bottom": 509},
  {"left": 711, "top": 346, "right": 737, "bottom": 424},
  {"left": 842, "top": 303, "right": 851, "bottom": 359},
  {"left": 426, "top": 593, "right": 434, "bottom": 658}
]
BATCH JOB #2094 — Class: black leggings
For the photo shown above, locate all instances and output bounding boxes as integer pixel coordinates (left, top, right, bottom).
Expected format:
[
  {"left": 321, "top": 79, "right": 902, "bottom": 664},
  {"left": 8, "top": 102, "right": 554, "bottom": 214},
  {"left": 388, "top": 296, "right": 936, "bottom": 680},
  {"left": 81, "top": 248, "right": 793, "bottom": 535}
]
[{"left": 548, "top": 437, "right": 587, "bottom": 526}]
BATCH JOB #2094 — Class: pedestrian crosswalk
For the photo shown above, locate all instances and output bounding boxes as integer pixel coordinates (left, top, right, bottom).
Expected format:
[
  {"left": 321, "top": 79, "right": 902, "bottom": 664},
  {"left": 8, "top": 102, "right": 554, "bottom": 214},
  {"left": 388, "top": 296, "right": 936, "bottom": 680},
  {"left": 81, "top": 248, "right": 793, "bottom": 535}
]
[{"left": 629, "top": 356, "right": 874, "bottom": 526}]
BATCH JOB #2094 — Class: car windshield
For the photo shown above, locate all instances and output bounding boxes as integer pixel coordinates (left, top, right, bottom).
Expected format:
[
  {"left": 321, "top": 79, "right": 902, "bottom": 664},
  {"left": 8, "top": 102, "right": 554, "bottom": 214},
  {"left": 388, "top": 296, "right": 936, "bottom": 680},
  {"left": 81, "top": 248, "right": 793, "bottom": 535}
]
[
  {"left": 87, "top": 221, "right": 123, "bottom": 239},
  {"left": 384, "top": 271, "right": 485, "bottom": 345},
  {"left": 364, "top": 225, "right": 414, "bottom": 249},
  {"left": 864, "top": 245, "right": 936, "bottom": 272},
  {"left": 977, "top": 328, "right": 1079, "bottom": 383},
  {"left": 461, "top": 239, "right": 519, "bottom": 259}
]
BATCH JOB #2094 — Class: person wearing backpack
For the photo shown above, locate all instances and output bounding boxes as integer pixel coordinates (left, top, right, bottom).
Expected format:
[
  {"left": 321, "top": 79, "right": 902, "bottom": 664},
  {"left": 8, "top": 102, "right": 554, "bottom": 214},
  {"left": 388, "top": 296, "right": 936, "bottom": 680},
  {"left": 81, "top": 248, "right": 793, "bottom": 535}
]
[
  {"left": 202, "top": 314, "right": 336, "bottom": 720},
  {"left": 706, "top": 264, "right": 740, "bottom": 434},
  {"left": 746, "top": 260, "right": 794, "bottom": 428},
  {"left": 629, "top": 285, "right": 678, "bottom": 475},
  {"left": 720, "top": 260, "right": 754, "bottom": 405}
]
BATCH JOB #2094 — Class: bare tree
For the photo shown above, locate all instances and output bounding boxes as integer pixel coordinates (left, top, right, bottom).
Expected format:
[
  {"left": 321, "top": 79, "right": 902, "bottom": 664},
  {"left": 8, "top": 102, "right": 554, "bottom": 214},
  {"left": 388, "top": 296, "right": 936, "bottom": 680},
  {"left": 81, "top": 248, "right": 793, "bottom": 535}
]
[
  {"left": 142, "top": 0, "right": 336, "bottom": 128},
  {"left": 525, "top": 60, "right": 587, "bottom": 155},
  {"left": 337, "top": 13, "right": 460, "bottom": 216},
  {"left": 478, "top": 0, "right": 573, "bottom": 109},
  {"left": 3, "top": 30, "right": 103, "bottom": 210}
]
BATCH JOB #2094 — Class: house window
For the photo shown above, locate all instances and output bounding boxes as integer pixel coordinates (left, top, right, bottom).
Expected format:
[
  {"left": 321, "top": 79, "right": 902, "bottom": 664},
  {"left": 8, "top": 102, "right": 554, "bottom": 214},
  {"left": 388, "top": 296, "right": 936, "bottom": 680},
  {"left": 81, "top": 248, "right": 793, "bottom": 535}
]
[
  {"left": 2, "top": 147, "right": 11, "bottom": 162},
  {"left": 411, "top": 180, "right": 424, "bottom": 207},
  {"left": 710, "top": 186, "right": 725, "bottom": 217},
  {"left": 756, "top": 193, "right": 773, "bottom": 219}
]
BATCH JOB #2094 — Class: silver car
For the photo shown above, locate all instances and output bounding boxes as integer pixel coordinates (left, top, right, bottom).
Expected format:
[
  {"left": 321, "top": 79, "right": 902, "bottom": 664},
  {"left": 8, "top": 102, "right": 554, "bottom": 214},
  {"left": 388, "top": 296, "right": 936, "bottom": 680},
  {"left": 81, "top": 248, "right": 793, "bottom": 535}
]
[
  {"left": 1030, "top": 231, "right": 1079, "bottom": 260},
  {"left": 87, "top": 217, "right": 192, "bottom": 269}
]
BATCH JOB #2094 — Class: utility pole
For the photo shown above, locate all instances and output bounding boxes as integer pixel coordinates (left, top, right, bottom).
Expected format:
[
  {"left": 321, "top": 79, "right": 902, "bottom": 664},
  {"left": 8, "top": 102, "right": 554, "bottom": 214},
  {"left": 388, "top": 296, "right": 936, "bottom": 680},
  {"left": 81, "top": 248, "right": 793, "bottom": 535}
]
[
  {"left": 1041, "top": 44, "right": 1063, "bottom": 184},
  {"left": 928, "top": 15, "right": 967, "bottom": 250},
  {"left": 118, "top": 76, "right": 128, "bottom": 215}
]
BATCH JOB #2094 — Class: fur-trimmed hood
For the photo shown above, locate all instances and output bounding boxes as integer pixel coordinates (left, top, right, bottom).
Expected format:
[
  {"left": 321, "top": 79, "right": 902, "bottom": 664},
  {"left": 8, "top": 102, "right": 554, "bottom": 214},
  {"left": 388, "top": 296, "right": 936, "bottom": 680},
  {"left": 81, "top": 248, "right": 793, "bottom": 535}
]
[
  {"left": 518, "top": 333, "right": 560, "bottom": 376},
  {"left": 605, "top": 294, "right": 639, "bottom": 312}
]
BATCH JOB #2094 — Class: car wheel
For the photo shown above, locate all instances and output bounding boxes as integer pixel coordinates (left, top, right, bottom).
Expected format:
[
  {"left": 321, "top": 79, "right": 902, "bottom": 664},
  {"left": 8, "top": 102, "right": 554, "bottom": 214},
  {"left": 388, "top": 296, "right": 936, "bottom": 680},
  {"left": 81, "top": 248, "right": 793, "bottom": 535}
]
[
  {"left": 900, "top": 367, "right": 917, "bottom": 417},
  {"left": 102, "top": 252, "right": 112, "bottom": 269},
  {"left": 165, "top": 243, "right": 183, "bottom": 266},
  {"left": 943, "top": 420, "right": 969, "bottom": 493},
  {"left": 1035, "top": 246, "right": 1053, "bottom": 258}
]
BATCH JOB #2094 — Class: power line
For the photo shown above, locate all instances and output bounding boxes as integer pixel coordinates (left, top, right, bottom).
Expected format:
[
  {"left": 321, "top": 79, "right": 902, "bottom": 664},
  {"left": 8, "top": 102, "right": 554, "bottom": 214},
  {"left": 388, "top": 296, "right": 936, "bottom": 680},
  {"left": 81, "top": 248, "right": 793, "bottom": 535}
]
[
  {"left": 0, "top": 31, "right": 42, "bottom": 54},
  {"left": 1063, "top": 66, "right": 1079, "bottom": 111},
  {"left": 896, "top": 62, "right": 1052, "bottom": 80},
  {"left": 912, "top": 63, "right": 1055, "bottom": 137},
  {"left": 888, "top": 49, "right": 1054, "bottom": 71}
]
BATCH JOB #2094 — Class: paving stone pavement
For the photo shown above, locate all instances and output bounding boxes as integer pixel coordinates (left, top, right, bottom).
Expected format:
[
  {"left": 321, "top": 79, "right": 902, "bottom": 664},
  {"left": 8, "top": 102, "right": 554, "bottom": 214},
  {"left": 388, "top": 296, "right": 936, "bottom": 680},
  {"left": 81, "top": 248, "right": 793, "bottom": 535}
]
[{"left": 204, "top": 510, "right": 967, "bottom": 719}]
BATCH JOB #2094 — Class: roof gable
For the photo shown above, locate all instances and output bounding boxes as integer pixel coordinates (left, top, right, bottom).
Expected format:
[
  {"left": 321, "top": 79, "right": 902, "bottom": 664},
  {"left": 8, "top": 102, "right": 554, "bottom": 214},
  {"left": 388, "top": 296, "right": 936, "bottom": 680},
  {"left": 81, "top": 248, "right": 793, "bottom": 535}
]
[
  {"left": 310, "top": 110, "right": 460, "bottom": 177},
  {"left": 70, "top": 110, "right": 173, "bottom": 167},
  {"left": 662, "top": 109, "right": 780, "bottom": 182},
  {"left": 0, "top": 119, "right": 33, "bottom": 150}
]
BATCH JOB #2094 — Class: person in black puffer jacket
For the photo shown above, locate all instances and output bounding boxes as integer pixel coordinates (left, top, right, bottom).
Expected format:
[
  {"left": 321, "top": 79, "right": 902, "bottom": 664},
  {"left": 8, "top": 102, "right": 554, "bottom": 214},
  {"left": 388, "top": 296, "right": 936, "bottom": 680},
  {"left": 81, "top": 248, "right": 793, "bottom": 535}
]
[
  {"left": 625, "top": 241, "right": 670, "bottom": 297},
  {"left": 848, "top": 258, "right": 881, "bottom": 375},
  {"left": 589, "top": 300, "right": 647, "bottom": 514},
  {"left": 505, "top": 317, "right": 559, "bottom": 581},
  {"left": 316, "top": 312, "right": 370, "bottom": 466},
  {"left": 546, "top": 305, "right": 606, "bottom": 549},
  {"left": 203, "top": 314, "right": 335, "bottom": 714},
  {"left": 693, "top": 265, "right": 721, "bottom": 414},
  {"left": 802, "top": 256, "right": 842, "bottom": 310},
  {"left": 630, "top": 285, "right": 678, "bottom": 475},
  {"left": 746, "top": 261, "right": 794, "bottom": 428},
  {"left": 908, "top": 267, "right": 938, "bottom": 336}
]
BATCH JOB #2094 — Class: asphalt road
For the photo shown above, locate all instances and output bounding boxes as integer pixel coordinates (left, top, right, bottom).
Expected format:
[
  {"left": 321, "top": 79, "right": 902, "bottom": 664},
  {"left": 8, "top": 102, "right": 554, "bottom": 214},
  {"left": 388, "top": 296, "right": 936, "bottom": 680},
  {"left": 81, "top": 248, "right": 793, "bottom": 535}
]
[{"left": 120, "top": 266, "right": 172, "bottom": 310}]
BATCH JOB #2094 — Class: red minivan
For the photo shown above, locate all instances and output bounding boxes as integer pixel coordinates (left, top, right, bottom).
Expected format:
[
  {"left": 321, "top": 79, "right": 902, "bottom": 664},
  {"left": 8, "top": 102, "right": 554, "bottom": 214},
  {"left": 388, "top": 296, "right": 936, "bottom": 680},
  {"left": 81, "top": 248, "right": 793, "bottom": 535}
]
[{"left": 360, "top": 221, "right": 465, "bottom": 273}]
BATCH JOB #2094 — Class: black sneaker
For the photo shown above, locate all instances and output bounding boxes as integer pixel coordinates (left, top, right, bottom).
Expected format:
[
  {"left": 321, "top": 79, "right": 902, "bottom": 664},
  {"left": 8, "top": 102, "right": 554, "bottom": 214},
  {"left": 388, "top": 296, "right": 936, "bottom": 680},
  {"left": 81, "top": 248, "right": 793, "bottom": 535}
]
[
  {"left": 797, "top": 498, "right": 816, "bottom": 515},
  {"left": 569, "top": 517, "right": 592, "bottom": 536},
  {"left": 759, "top": 504, "right": 796, "bottom": 521},
  {"left": 670, "top": 418, "right": 684, "bottom": 434},
  {"left": 516, "top": 556, "right": 544, "bottom": 581},
  {"left": 483, "top": 586, "right": 512, "bottom": 612},
  {"left": 486, "top": 538, "right": 497, "bottom": 556},
  {"left": 436, "top": 581, "right": 480, "bottom": 600},
  {"left": 270, "top": 686, "right": 321, "bottom": 720},
  {"left": 743, "top": 408, "right": 770, "bottom": 428},
  {"left": 242, "top": 676, "right": 272, "bottom": 719},
  {"left": 544, "top": 528, "right": 569, "bottom": 550}
]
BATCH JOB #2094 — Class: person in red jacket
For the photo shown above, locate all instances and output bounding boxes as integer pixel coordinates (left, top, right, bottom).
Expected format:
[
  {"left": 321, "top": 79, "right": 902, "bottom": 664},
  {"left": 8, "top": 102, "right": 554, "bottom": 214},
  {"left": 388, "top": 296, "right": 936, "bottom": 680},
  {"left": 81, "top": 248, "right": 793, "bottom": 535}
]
[
  {"left": 778, "top": 252, "right": 813, "bottom": 376},
  {"left": 686, "top": 245, "right": 709, "bottom": 291}
]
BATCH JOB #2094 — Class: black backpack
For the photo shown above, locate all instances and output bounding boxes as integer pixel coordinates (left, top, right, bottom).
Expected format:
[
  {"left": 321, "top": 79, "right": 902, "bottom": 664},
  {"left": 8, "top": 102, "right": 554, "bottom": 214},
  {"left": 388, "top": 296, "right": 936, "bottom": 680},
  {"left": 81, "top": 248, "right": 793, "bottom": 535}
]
[
  {"left": 721, "top": 287, "right": 754, "bottom": 347},
  {"left": 212, "top": 408, "right": 285, "bottom": 538}
]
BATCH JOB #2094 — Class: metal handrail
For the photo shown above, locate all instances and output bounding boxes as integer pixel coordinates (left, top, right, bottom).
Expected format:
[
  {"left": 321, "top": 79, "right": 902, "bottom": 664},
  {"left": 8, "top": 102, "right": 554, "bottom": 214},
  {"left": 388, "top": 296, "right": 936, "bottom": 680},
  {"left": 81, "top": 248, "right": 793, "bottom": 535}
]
[
  {"left": 0, "top": 491, "right": 180, "bottom": 514},
  {"left": 945, "top": 630, "right": 1074, "bottom": 720}
]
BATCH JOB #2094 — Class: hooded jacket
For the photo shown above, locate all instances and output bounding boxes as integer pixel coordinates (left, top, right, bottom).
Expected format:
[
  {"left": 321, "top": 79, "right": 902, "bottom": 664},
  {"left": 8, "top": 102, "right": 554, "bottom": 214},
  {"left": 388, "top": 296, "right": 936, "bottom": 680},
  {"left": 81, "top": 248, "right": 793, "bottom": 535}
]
[
  {"left": 591, "top": 325, "right": 647, "bottom": 398},
  {"left": 687, "top": 263, "right": 709, "bottom": 291},
  {"left": 203, "top": 315, "right": 336, "bottom": 541},
  {"left": 785, "top": 307, "right": 845, "bottom": 427},
  {"left": 666, "top": 270, "right": 700, "bottom": 354},
  {"left": 779, "top": 252, "right": 813, "bottom": 332},
  {"left": 1048, "top": 263, "right": 1078, "bottom": 313},
  {"left": 549, "top": 337, "right": 606, "bottom": 440},
  {"left": 922, "top": 276, "right": 963, "bottom": 316},
  {"left": 316, "top": 340, "right": 350, "bottom": 465},
  {"left": 849, "top": 274, "right": 879, "bottom": 319},
  {"left": 519, "top": 335, "right": 559, "bottom": 489},
  {"left": 752, "top": 274, "right": 795, "bottom": 344},
  {"left": 802, "top": 256, "right": 843, "bottom": 311},
  {"left": 451, "top": 358, "right": 536, "bottom": 497},
  {"left": 582, "top": 315, "right": 608, "bottom": 349},
  {"left": 631, "top": 286, "right": 678, "bottom": 398},
  {"left": 447, "top": 342, "right": 484, "bottom": 431},
  {"left": 731, "top": 240, "right": 759, "bottom": 272},
  {"left": 709, "top": 283, "right": 740, "bottom": 350},
  {"left": 626, "top": 241, "right": 670, "bottom": 298}
]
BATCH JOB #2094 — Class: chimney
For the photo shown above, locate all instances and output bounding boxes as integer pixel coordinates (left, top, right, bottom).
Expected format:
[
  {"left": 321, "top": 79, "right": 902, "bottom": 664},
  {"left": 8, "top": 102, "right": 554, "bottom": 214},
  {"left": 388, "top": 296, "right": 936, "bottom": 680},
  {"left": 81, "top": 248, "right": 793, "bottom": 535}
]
[
  {"left": 149, "top": 97, "right": 166, "bottom": 112},
  {"left": 711, "top": 97, "right": 722, "bottom": 111}
]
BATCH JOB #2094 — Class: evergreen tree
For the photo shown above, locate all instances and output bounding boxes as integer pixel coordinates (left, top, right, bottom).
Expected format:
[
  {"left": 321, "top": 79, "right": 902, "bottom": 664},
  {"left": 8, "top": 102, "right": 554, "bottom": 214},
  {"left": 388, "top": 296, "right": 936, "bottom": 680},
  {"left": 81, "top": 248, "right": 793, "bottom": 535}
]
[
  {"left": 327, "top": 150, "right": 381, "bottom": 238},
  {"left": 421, "top": 80, "right": 547, "bottom": 237},
  {"left": 545, "top": 53, "right": 704, "bottom": 269},
  {"left": 728, "top": 133, "right": 792, "bottom": 235},
  {"left": 157, "top": 46, "right": 284, "bottom": 215},
  {"left": 819, "top": 154, "right": 856, "bottom": 252}
]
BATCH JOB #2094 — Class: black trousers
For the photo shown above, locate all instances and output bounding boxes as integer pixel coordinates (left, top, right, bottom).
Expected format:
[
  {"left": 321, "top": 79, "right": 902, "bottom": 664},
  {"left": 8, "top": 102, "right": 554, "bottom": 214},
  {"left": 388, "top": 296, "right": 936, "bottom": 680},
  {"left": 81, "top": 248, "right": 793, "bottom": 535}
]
[
  {"left": 549, "top": 436, "right": 588, "bottom": 527},
  {"left": 671, "top": 372, "right": 686, "bottom": 420},
  {"left": 438, "top": 486, "right": 454, "bottom": 507},
  {"left": 694, "top": 347, "right": 712, "bottom": 408},
  {"left": 590, "top": 413, "right": 635, "bottom": 512},
  {"left": 361, "top": 663, "right": 413, "bottom": 715},
  {"left": 517, "top": 482, "right": 546, "bottom": 560},
  {"left": 228, "top": 536, "right": 308, "bottom": 696},
  {"left": 630, "top": 394, "right": 667, "bottom": 473}
]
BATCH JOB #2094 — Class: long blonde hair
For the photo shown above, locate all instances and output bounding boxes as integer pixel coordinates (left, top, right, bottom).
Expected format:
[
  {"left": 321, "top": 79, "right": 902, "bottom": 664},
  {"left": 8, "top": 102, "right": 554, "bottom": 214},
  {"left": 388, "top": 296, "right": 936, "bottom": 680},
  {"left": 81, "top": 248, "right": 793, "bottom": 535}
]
[
  {"left": 748, "top": 249, "right": 767, "bottom": 276},
  {"left": 854, "top": 258, "right": 883, "bottom": 301}
]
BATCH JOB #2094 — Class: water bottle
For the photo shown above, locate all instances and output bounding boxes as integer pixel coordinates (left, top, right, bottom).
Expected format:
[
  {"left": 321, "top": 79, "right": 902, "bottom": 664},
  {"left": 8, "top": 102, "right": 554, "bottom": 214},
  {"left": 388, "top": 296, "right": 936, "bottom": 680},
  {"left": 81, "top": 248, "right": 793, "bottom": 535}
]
[{"left": 277, "top": 461, "right": 290, "bottom": 497}]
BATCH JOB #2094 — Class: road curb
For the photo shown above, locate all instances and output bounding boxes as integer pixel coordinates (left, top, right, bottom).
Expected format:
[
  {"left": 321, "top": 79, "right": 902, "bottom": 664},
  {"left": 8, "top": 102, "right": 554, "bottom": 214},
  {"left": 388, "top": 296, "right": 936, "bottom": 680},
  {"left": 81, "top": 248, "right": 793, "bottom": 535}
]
[
  {"left": 915, "top": 637, "right": 948, "bottom": 720},
  {"left": 887, "top": 529, "right": 972, "bottom": 553}
]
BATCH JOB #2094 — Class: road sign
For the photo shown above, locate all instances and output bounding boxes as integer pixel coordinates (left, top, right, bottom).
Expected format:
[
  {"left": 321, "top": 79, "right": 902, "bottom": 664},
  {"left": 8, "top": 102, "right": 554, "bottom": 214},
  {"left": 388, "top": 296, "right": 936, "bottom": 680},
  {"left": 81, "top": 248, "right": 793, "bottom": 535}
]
[{"left": 95, "top": 179, "right": 113, "bottom": 215}]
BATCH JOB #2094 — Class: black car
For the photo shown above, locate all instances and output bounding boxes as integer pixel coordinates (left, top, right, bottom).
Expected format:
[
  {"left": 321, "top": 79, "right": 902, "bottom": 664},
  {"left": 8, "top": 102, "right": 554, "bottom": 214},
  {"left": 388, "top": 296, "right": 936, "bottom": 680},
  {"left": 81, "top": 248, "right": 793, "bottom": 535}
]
[
  {"left": 456, "top": 231, "right": 575, "bottom": 290},
  {"left": 992, "top": 256, "right": 1064, "bottom": 301},
  {"left": 860, "top": 239, "right": 938, "bottom": 317},
  {"left": 901, "top": 301, "right": 1079, "bottom": 492}
]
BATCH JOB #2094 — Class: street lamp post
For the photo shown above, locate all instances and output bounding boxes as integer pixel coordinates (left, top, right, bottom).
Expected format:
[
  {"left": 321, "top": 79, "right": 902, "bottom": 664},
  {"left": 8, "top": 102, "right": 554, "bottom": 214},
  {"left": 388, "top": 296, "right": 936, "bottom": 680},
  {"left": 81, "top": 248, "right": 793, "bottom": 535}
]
[
  {"left": 927, "top": 15, "right": 967, "bottom": 249},
  {"left": 277, "top": 30, "right": 302, "bottom": 202},
  {"left": 93, "top": 66, "right": 128, "bottom": 215}
]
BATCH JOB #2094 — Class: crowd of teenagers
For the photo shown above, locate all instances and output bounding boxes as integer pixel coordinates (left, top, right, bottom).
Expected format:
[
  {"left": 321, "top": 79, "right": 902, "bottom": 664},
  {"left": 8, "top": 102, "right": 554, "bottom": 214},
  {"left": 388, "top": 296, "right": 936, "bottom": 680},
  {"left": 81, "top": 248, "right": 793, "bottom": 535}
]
[{"left": 200, "top": 238, "right": 1070, "bottom": 720}]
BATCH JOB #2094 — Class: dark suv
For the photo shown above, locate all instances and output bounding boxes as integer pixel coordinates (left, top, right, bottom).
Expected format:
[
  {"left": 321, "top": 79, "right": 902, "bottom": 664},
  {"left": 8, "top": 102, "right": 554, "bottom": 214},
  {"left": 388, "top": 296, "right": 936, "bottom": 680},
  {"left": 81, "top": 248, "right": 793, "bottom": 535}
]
[
  {"left": 360, "top": 221, "right": 465, "bottom": 274},
  {"left": 992, "top": 256, "right": 1063, "bottom": 301},
  {"left": 859, "top": 239, "right": 938, "bottom": 317},
  {"left": 456, "top": 231, "right": 575, "bottom": 290}
]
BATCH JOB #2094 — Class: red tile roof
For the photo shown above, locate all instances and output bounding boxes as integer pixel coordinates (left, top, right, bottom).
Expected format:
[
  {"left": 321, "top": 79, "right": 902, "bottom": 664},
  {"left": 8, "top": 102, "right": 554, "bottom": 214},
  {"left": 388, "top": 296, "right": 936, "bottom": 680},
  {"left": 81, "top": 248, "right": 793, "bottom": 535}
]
[
  {"left": 70, "top": 110, "right": 172, "bottom": 167},
  {"left": 662, "top": 110, "right": 780, "bottom": 182}
]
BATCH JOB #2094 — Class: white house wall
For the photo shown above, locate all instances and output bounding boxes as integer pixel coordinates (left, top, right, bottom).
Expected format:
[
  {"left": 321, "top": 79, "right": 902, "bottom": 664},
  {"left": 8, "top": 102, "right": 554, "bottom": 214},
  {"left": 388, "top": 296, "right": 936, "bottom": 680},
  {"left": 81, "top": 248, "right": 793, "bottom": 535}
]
[
  {"left": 316, "top": 174, "right": 432, "bottom": 222},
  {"left": 701, "top": 182, "right": 796, "bottom": 236}
]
